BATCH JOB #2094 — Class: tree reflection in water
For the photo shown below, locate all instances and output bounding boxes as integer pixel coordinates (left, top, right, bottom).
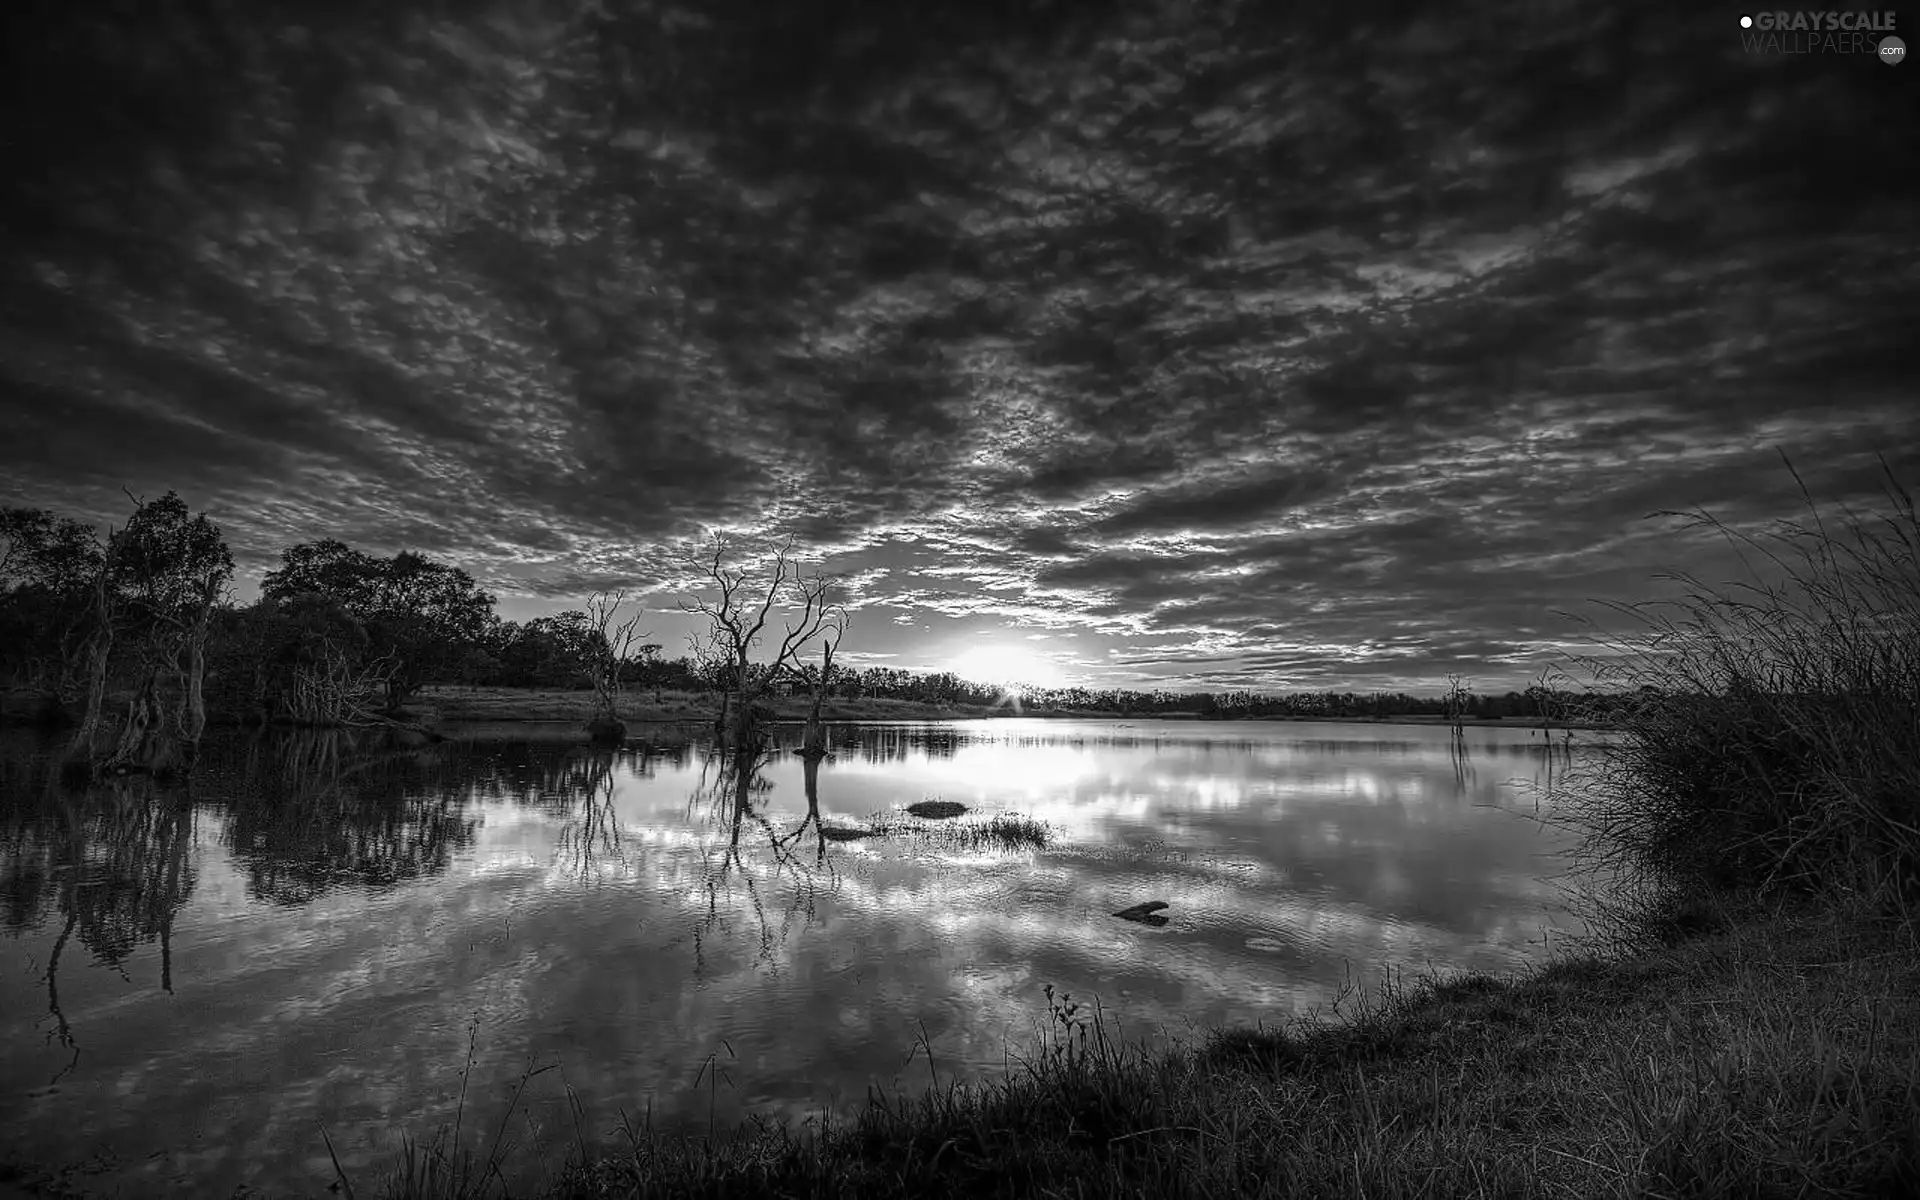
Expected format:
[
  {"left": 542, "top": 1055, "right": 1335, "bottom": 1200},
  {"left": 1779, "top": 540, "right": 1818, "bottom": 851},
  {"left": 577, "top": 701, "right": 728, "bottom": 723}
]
[
  {"left": 210, "top": 729, "right": 479, "bottom": 907},
  {"left": 685, "top": 740, "right": 845, "bottom": 980},
  {"left": 0, "top": 723, "right": 905, "bottom": 1085},
  {"left": 850, "top": 724, "right": 961, "bottom": 763},
  {"left": 0, "top": 766, "right": 196, "bottom": 1085},
  {"left": 555, "top": 749, "right": 627, "bottom": 878}
]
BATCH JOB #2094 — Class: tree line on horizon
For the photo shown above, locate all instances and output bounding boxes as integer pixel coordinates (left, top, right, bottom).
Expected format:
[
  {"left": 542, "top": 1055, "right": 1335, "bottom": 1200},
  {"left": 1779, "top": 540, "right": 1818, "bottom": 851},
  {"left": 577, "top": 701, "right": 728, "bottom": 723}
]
[{"left": 1, "top": 493, "right": 1632, "bottom": 768}]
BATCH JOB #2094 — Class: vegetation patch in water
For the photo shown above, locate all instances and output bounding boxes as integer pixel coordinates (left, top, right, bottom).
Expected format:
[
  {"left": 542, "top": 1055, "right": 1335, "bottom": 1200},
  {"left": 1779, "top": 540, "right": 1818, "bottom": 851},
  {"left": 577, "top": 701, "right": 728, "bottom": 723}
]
[
  {"left": 856, "top": 810, "right": 1048, "bottom": 850},
  {"left": 945, "top": 813, "right": 1049, "bottom": 851},
  {"left": 905, "top": 799, "right": 967, "bottom": 819}
]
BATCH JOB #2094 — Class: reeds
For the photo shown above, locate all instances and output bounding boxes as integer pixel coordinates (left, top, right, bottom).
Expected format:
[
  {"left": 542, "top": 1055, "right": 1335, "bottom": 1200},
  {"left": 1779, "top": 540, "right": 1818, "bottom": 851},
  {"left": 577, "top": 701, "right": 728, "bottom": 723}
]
[
  {"left": 853, "top": 808, "right": 1050, "bottom": 850},
  {"left": 331, "top": 1020, "right": 567, "bottom": 1200},
  {"left": 1556, "top": 455, "right": 1920, "bottom": 920}
]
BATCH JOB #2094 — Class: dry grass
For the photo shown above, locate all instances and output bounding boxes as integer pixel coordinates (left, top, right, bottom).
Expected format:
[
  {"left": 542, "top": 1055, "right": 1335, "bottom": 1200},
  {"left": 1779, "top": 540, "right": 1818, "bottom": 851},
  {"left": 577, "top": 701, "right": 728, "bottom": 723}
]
[{"left": 1555, "top": 456, "right": 1920, "bottom": 919}]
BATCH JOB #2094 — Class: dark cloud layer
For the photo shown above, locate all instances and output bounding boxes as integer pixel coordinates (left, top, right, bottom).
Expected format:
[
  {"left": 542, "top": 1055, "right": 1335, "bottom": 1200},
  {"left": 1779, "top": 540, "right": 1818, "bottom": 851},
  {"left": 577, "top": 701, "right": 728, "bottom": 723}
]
[{"left": 2, "top": 1, "right": 1915, "bottom": 691}]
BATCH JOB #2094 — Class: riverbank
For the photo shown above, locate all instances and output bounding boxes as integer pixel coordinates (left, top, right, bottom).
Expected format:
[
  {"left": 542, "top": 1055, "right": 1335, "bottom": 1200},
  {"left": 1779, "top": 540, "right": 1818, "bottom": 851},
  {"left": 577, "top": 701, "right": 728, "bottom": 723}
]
[
  {"left": 406, "top": 686, "right": 1612, "bottom": 731},
  {"left": 362, "top": 891, "right": 1916, "bottom": 1199},
  {"left": 0, "top": 684, "right": 1613, "bottom": 736}
]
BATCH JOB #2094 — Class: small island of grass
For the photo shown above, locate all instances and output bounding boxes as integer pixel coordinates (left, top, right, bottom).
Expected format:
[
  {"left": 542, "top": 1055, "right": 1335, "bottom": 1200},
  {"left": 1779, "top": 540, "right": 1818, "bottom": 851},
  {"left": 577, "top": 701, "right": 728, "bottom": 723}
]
[{"left": 904, "top": 799, "right": 968, "bottom": 819}]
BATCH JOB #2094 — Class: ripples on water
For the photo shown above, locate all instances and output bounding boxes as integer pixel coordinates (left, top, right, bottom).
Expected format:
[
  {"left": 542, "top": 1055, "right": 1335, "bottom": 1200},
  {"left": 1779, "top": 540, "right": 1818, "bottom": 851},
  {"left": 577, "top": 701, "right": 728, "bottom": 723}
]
[{"left": 0, "top": 718, "right": 1602, "bottom": 1195}]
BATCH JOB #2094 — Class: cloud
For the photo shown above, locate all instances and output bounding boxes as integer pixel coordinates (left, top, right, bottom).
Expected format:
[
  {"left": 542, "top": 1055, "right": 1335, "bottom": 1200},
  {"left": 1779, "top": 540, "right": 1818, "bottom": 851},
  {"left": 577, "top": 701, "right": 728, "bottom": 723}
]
[
  {"left": 1091, "top": 467, "right": 1340, "bottom": 539},
  {"left": 2, "top": 0, "right": 1915, "bottom": 692}
]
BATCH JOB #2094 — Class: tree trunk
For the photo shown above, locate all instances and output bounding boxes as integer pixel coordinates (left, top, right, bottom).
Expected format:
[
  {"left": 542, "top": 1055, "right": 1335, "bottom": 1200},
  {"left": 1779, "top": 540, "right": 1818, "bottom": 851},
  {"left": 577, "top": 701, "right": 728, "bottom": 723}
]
[
  {"left": 65, "top": 567, "right": 115, "bottom": 766},
  {"left": 178, "top": 637, "right": 207, "bottom": 770},
  {"left": 179, "top": 575, "right": 217, "bottom": 747},
  {"left": 105, "top": 664, "right": 162, "bottom": 772},
  {"left": 802, "top": 752, "right": 825, "bottom": 862},
  {"left": 730, "top": 698, "right": 753, "bottom": 750},
  {"left": 730, "top": 663, "right": 753, "bottom": 749},
  {"left": 802, "top": 689, "right": 827, "bottom": 756}
]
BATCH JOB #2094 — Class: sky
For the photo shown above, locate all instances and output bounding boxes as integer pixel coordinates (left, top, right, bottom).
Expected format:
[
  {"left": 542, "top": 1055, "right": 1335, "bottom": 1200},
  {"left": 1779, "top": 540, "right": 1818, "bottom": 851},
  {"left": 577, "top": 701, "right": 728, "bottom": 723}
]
[{"left": 0, "top": 1, "right": 1915, "bottom": 695}]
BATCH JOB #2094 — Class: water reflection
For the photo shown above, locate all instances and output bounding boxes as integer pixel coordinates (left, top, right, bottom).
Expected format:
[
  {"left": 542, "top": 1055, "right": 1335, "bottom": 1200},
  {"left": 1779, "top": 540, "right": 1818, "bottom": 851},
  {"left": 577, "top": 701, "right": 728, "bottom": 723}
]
[
  {"left": 0, "top": 719, "right": 1601, "bottom": 1196},
  {"left": 830, "top": 723, "right": 964, "bottom": 762},
  {"left": 210, "top": 732, "right": 478, "bottom": 906},
  {"left": 0, "top": 772, "right": 197, "bottom": 1086}
]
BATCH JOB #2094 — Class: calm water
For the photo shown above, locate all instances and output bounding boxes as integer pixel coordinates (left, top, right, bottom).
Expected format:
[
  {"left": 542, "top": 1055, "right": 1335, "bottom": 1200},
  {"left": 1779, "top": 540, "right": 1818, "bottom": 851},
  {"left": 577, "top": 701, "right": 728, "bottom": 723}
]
[{"left": 0, "top": 719, "right": 1602, "bottom": 1196}]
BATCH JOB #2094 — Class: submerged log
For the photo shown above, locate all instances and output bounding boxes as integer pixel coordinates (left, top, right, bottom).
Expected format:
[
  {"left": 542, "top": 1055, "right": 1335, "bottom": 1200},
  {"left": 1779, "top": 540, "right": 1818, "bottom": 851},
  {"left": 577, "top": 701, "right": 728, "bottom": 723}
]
[{"left": 1114, "top": 901, "right": 1171, "bottom": 926}]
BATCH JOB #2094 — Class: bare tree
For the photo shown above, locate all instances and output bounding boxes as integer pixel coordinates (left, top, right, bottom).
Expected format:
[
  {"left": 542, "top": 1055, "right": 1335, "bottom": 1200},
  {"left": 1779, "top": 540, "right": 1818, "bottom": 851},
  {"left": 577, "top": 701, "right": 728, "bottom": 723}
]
[
  {"left": 283, "top": 636, "right": 398, "bottom": 727},
  {"left": 787, "top": 603, "right": 848, "bottom": 758},
  {"left": 584, "top": 590, "right": 646, "bottom": 741},
  {"left": 1444, "top": 672, "right": 1473, "bottom": 733},
  {"left": 678, "top": 534, "right": 845, "bottom": 753}
]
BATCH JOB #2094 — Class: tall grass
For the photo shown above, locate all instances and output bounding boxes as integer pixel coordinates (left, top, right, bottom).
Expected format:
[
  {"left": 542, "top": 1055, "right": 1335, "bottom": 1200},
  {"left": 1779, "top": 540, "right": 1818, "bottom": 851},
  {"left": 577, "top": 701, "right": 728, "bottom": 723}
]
[
  {"left": 331, "top": 1021, "right": 568, "bottom": 1200},
  {"left": 1559, "top": 455, "right": 1920, "bottom": 919}
]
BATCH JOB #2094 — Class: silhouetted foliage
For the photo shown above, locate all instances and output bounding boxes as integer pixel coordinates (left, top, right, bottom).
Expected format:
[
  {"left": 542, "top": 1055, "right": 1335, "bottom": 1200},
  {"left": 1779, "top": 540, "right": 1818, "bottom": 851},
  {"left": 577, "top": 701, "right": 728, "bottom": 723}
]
[
  {"left": 0, "top": 506, "right": 104, "bottom": 702},
  {"left": 48, "top": 492, "right": 236, "bottom": 773},
  {"left": 261, "top": 539, "right": 497, "bottom": 709}
]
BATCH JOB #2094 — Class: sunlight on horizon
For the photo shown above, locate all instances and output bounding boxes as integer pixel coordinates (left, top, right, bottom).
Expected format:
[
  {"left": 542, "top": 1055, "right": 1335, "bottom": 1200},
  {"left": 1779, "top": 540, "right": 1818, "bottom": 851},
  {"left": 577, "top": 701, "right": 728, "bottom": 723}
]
[{"left": 949, "top": 643, "right": 1066, "bottom": 689}]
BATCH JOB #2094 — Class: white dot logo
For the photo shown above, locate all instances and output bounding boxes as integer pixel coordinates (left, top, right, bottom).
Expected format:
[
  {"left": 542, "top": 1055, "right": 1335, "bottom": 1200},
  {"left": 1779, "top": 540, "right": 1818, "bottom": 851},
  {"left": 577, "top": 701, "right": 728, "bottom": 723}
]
[{"left": 1740, "top": 14, "right": 1753, "bottom": 27}]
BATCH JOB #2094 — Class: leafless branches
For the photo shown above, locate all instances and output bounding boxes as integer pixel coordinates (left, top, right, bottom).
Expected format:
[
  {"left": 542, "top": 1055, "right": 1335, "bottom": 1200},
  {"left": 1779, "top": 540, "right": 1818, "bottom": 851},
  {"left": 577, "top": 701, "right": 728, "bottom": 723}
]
[
  {"left": 790, "top": 603, "right": 849, "bottom": 756},
  {"left": 282, "top": 640, "right": 399, "bottom": 727},
  {"left": 678, "top": 533, "right": 846, "bottom": 750},
  {"left": 584, "top": 590, "right": 647, "bottom": 722}
]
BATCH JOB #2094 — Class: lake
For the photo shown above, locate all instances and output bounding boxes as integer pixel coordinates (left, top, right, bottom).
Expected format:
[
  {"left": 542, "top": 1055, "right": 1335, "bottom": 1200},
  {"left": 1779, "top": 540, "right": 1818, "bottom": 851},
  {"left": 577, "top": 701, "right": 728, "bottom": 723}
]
[{"left": 0, "top": 719, "right": 1604, "bottom": 1196}]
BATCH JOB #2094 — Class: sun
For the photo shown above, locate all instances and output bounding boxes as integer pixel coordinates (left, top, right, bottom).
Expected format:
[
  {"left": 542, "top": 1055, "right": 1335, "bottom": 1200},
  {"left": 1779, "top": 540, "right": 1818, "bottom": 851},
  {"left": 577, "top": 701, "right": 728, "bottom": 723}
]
[{"left": 950, "top": 644, "right": 1065, "bottom": 690}]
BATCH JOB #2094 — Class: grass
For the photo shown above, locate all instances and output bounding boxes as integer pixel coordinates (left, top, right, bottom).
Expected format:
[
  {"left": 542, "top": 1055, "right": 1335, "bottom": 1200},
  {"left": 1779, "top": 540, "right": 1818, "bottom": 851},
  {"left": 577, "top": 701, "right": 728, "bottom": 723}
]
[
  {"left": 951, "top": 813, "right": 1050, "bottom": 851},
  {"left": 336, "top": 1019, "right": 570, "bottom": 1200},
  {"left": 827, "top": 808, "right": 1051, "bottom": 851},
  {"left": 364, "top": 456, "right": 1919, "bottom": 1198},
  {"left": 1554, "top": 455, "right": 1920, "bottom": 918}
]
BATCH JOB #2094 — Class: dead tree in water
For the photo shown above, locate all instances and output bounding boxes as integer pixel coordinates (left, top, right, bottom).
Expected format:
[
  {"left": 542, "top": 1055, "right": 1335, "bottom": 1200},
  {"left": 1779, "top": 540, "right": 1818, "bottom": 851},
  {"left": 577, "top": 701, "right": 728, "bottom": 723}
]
[
  {"left": 1443, "top": 672, "right": 1473, "bottom": 762},
  {"left": 789, "top": 604, "right": 849, "bottom": 758},
  {"left": 584, "top": 590, "right": 646, "bottom": 742},
  {"left": 679, "top": 534, "right": 845, "bottom": 754}
]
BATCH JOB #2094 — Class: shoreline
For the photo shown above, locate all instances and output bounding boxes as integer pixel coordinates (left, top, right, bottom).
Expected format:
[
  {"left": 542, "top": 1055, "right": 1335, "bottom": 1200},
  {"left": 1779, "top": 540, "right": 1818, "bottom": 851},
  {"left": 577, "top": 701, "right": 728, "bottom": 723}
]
[
  {"left": 404, "top": 686, "right": 1618, "bottom": 732},
  {"left": 409, "top": 893, "right": 1916, "bottom": 1199},
  {"left": 0, "top": 684, "right": 1619, "bottom": 734}
]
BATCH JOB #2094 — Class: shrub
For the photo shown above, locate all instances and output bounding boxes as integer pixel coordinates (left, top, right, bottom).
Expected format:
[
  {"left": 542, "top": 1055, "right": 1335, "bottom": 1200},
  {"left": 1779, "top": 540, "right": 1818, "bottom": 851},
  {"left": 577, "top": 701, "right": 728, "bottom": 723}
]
[{"left": 1560, "top": 456, "right": 1920, "bottom": 916}]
